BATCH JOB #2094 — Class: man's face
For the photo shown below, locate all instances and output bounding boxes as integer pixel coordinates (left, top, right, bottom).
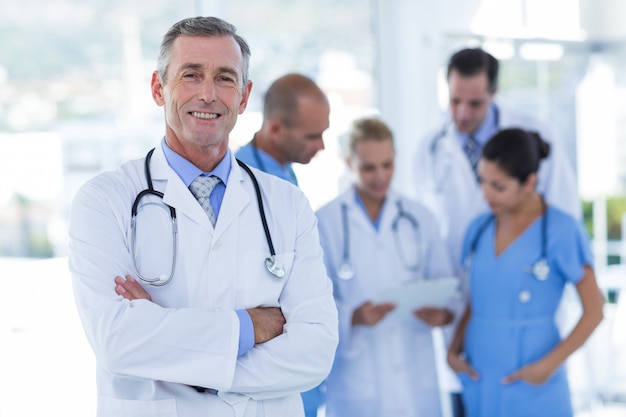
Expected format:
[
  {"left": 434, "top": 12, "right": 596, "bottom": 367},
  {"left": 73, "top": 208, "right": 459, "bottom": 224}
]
[
  {"left": 448, "top": 70, "right": 494, "bottom": 134},
  {"left": 275, "top": 95, "right": 330, "bottom": 165},
  {"left": 151, "top": 35, "right": 251, "bottom": 153}
]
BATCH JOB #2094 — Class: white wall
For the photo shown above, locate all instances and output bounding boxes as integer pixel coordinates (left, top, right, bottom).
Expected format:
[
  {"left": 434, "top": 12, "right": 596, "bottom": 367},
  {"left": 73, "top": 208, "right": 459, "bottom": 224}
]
[{"left": 372, "top": 0, "right": 481, "bottom": 195}]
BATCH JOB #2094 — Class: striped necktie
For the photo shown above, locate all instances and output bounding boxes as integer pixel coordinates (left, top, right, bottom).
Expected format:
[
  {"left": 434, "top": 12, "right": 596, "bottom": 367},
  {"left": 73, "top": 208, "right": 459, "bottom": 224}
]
[
  {"left": 463, "top": 135, "right": 480, "bottom": 179},
  {"left": 189, "top": 175, "right": 221, "bottom": 226}
]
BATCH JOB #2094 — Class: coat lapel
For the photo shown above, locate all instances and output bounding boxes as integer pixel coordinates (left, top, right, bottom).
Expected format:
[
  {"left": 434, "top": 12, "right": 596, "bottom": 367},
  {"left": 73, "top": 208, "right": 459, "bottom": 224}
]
[
  {"left": 149, "top": 145, "right": 213, "bottom": 232},
  {"left": 147, "top": 147, "right": 253, "bottom": 235},
  {"left": 213, "top": 155, "right": 253, "bottom": 241}
]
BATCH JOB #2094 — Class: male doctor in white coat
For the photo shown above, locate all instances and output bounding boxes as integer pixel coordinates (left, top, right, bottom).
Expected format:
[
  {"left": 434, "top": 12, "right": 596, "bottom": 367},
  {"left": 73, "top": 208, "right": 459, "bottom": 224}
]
[
  {"left": 415, "top": 48, "right": 580, "bottom": 277},
  {"left": 413, "top": 47, "right": 580, "bottom": 417},
  {"left": 69, "top": 16, "right": 338, "bottom": 417}
]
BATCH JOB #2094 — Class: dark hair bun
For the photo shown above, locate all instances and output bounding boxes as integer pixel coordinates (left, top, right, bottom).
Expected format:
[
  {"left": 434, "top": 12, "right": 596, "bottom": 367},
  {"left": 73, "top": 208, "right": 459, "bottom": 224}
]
[{"left": 527, "top": 131, "right": 550, "bottom": 161}]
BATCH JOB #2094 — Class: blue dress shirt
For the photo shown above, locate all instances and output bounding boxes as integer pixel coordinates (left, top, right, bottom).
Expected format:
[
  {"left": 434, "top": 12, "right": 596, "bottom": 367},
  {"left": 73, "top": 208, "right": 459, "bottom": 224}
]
[{"left": 161, "top": 139, "right": 254, "bottom": 356}]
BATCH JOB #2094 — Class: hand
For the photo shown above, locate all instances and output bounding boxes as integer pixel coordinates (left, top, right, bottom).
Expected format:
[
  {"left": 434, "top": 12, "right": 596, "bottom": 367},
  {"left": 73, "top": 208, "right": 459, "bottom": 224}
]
[
  {"left": 502, "top": 360, "right": 553, "bottom": 385},
  {"left": 352, "top": 301, "right": 396, "bottom": 326},
  {"left": 447, "top": 351, "right": 479, "bottom": 381},
  {"left": 115, "top": 275, "right": 152, "bottom": 301},
  {"left": 247, "top": 307, "right": 286, "bottom": 344},
  {"left": 414, "top": 307, "right": 453, "bottom": 327}
]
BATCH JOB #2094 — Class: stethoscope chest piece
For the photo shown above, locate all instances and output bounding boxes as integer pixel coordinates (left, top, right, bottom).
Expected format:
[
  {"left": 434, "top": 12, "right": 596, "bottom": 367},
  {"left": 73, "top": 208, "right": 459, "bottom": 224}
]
[
  {"left": 265, "top": 256, "right": 285, "bottom": 278},
  {"left": 532, "top": 258, "right": 550, "bottom": 281},
  {"left": 337, "top": 262, "right": 355, "bottom": 280}
]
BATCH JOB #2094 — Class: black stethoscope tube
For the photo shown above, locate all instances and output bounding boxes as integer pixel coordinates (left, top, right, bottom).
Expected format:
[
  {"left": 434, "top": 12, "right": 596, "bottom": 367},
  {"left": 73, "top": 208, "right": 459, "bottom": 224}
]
[
  {"left": 236, "top": 159, "right": 277, "bottom": 259},
  {"left": 131, "top": 148, "right": 284, "bottom": 286}
]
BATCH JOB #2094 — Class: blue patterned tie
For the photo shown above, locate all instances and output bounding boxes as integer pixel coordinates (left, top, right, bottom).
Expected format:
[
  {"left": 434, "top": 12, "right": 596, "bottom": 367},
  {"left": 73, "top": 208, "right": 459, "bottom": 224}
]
[
  {"left": 189, "top": 175, "right": 221, "bottom": 226},
  {"left": 463, "top": 135, "right": 480, "bottom": 179}
]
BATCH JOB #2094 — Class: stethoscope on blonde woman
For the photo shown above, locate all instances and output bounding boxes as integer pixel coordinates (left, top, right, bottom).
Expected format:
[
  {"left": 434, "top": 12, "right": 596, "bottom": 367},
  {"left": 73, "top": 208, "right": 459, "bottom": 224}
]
[{"left": 336, "top": 199, "right": 423, "bottom": 280}]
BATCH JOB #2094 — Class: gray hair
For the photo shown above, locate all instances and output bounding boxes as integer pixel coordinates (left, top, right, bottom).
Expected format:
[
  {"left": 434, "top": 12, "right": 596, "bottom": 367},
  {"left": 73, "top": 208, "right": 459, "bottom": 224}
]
[{"left": 156, "top": 16, "right": 251, "bottom": 87}]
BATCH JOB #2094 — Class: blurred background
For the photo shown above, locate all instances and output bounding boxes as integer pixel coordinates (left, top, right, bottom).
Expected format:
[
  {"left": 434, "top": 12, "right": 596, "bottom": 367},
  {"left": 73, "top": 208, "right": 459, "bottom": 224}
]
[{"left": 1, "top": 0, "right": 626, "bottom": 415}]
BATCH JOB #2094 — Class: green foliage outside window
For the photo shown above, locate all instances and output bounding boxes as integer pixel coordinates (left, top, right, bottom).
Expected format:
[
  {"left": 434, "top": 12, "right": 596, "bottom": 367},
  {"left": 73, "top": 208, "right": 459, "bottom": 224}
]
[
  {"left": 582, "top": 195, "right": 626, "bottom": 240},
  {"left": 582, "top": 196, "right": 626, "bottom": 265}
]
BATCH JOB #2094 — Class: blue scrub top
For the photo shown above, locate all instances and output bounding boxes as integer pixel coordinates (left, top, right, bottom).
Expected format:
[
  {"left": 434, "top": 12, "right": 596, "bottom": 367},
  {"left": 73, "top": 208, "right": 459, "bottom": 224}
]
[
  {"left": 459, "top": 206, "right": 593, "bottom": 417},
  {"left": 235, "top": 142, "right": 298, "bottom": 186}
]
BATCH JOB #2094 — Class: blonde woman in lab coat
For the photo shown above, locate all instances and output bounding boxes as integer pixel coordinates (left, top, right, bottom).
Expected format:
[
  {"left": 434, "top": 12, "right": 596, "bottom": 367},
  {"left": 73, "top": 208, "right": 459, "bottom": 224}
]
[{"left": 317, "top": 117, "right": 458, "bottom": 417}]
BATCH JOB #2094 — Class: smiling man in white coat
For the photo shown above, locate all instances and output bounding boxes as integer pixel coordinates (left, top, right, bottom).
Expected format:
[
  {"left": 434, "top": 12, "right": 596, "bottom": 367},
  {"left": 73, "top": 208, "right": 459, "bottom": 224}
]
[{"left": 68, "top": 16, "right": 338, "bottom": 417}]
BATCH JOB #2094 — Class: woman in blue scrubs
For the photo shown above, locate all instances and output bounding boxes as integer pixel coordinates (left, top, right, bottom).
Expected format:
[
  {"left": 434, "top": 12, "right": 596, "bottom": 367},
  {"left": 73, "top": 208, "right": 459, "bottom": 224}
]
[{"left": 447, "top": 128, "right": 604, "bottom": 417}]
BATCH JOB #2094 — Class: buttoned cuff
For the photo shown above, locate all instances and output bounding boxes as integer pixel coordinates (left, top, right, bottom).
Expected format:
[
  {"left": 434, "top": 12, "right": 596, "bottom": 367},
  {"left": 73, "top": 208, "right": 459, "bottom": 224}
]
[{"left": 236, "top": 309, "right": 254, "bottom": 356}]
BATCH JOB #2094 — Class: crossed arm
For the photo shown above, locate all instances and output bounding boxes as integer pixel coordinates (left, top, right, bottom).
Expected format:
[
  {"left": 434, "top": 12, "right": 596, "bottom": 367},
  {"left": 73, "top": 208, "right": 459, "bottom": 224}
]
[{"left": 114, "top": 275, "right": 285, "bottom": 344}]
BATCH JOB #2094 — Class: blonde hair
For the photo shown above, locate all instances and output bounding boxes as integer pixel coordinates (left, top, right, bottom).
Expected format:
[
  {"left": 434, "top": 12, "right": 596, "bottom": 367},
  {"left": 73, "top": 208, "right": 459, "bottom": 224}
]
[{"left": 345, "top": 117, "right": 394, "bottom": 159}]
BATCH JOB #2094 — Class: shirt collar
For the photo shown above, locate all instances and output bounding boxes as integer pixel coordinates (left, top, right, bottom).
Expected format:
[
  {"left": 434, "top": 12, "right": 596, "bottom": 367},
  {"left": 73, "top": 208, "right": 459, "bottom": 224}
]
[
  {"left": 161, "top": 137, "right": 232, "bottom": 187},
  {"left": 352, "top": 186, "right": 385, "bottom": 231},
  {"left": 252, "top": 143, "right": 298, "bottom": 186}
]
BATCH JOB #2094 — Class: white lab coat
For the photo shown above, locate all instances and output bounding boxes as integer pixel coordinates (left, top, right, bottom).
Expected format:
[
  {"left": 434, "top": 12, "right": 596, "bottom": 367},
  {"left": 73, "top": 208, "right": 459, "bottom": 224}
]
[
  {"left": 414, "top": 101, "right": 581, "bottom": 280},
  {"left": 69, "top": 145, "right": 339, "bottom": 417},
  {"left": 316, "top": 187, "right": 457, "bottom": 417}
]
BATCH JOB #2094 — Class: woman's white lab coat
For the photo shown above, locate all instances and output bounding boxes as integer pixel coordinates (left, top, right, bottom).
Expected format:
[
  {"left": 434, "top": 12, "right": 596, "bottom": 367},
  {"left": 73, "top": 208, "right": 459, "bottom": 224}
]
[
  {"left": 316, "top": 187, "right": 456, "bottom": 417},
  {"left": 69, "top": 145, "right": 338, "bottom": 417}
]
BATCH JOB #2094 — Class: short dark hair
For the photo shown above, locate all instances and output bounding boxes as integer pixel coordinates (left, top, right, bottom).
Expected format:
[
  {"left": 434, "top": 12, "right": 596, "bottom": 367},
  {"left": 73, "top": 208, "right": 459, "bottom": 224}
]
[
  {"left": 482, "top": 128, "right": 550, "bottom": 183},
  {"left": 157, "top": 16, "right": 251, "bottom": 87},
  {"left": 447, "top": 48, "right": 499, "bottom": 92}
]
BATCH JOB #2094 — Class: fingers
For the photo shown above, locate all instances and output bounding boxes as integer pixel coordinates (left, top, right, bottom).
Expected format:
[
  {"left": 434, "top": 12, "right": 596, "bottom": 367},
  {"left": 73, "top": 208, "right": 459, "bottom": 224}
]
[
  {"left": 115, "top": 275, "right": 152, "bottom": 301},
  {"left": 371, "top": 303, "right": 396, "bottom": 324},
  {"left": 377, "top": 302, "right": 396, "bottom": 314},
  {"left": 114, "top": 276, "right": 132, "bottom": 299},
  {"left": 502, "top": 371, "right": 520, "bottom": 384},
  {"left": 353, "top": 302, "right": 396, "bottom": 326},
  {"left": 459, "top": 361, "right": 479, "bottom": 381},
  {"left": 414, "top": 306, "right": 438, "bottom": 319},
  {"left": 248, "top": 307, "right": 286, "bottom": 344},
  {"left": 414, "top": 307, "right": 451, "bottom": 327},
  {"left": 414, "top": 309, "right": 433, "bottom": 323},
  {"left": 447, "top": 353, "right": 480, "bottom": 381}
]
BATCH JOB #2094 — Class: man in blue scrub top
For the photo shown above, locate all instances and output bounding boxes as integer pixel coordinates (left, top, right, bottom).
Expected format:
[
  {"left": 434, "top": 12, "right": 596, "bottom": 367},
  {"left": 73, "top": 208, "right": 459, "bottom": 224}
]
[
  {"left": 235, "top": 73, "right": 329, "bottom": 186},
  {"left": 236, "top": 72, "right": 331, "bottom": 417}
]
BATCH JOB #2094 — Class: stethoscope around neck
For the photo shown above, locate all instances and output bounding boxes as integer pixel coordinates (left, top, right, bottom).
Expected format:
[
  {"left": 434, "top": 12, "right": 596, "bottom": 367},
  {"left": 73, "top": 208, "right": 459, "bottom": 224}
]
[
  {"left": 429, "top": 105, "right": 500, "bottom": 191},
  {"left": 129, "top": 148, "right": 285, "bottom": 286},
  {"left": 336, "top": 198, "right": 422, "bottom": 280},
  {"left": 465, "top": 197, "right": 550, "bottom": 300}
]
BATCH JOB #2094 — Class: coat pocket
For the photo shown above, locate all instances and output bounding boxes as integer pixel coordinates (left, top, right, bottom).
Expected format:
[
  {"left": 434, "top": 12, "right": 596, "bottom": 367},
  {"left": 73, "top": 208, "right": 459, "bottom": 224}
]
[{"left": 238, "top": 250, "right": 294, "bottom": 306}]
